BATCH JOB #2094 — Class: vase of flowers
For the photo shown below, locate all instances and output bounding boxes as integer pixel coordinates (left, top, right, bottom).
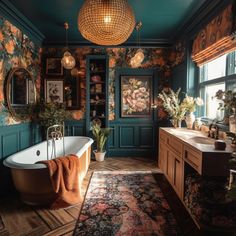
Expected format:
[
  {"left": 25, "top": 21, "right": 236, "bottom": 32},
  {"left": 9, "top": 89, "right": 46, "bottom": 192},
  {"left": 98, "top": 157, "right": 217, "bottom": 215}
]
[
  {"left": 158, "top": 88, "right": 186, "bottom": 128},
  {"left": 215, "top": 90, "right": 236, "bottom": 131},
  {"left": 181, "top": 95, "right": 204, "bottom": 129}
]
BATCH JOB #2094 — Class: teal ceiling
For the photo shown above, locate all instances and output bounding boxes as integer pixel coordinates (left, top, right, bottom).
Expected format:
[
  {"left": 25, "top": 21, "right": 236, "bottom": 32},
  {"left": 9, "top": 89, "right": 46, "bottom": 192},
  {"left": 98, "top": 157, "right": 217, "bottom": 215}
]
[{"left": 9, "top": 0, "right": 207, "bottom": 46}]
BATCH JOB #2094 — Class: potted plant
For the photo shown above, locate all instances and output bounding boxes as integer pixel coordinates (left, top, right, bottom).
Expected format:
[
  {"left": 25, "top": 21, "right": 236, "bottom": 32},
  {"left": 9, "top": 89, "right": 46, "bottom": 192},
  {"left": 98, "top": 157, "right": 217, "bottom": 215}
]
[
  {"left": 215, "top": 90, "right": 236, "bottom": 132},
  {"left": 31, "top": 100, "right": 71, "bottom": 139},
  {"left": 91, "top": 119, "right": 111, "bottom": 162}
]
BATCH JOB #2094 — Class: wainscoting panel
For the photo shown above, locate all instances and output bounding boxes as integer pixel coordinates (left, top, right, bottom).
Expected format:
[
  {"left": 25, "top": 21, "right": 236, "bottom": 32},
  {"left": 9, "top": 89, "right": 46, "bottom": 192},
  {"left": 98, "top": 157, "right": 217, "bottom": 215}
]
[
  {"left": 64, "top": 120, "right": 86, "bottom": 136},
  {"left": 19, "top": 129, "right": 31, "bottom": 150},
  {"left": 108, "top": 125, "right": 115, "bottom": 148},
  {"left": 0, "top": 122, "right": 42, "bottom": 196},
  {"left": 139, "top": 126, "right": 154, "bottom": 148},
  {"left": 119, "top": 126, "right": 135, "bottom": 148},
  {"left": 108, "top": 121, "right": 157, "bottom": 158},
  {"left": 2, "top": 132, "right": 18, "bottom": 158}
]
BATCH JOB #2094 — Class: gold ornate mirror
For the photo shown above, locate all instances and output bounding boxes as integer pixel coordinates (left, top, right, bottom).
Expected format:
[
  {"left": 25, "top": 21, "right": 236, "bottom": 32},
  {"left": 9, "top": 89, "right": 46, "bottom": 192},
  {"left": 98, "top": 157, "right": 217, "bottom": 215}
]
[{"left": 5, "top": 67, "right": 37, "bottom": 121}]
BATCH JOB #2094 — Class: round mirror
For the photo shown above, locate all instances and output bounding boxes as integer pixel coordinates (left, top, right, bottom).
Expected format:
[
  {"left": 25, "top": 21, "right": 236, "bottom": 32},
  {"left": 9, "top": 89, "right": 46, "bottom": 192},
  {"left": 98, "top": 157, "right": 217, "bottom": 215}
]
[{"left": 5, "top": 68, "right": 37, "bottom": 121}]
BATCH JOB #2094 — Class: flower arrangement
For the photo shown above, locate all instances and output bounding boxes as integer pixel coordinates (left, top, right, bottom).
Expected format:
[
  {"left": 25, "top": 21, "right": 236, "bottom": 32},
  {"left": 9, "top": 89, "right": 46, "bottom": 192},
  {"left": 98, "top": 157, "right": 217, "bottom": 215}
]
[
  {"left": 158, "top": 88, "right": 203, "bottom": 127},
  {"left": 158, "top": 88, "right": 186, "bottom": 127},
  {"left": 181, "top": 95, "right": 204, "bottom": 113}
]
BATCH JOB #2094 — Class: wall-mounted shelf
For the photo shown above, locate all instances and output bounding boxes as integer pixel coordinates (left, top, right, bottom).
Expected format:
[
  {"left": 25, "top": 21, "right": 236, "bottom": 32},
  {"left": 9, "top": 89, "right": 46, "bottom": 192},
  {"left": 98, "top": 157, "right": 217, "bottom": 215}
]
[{"left": 86, "top": 55, "right": 108, "bottom": 136}]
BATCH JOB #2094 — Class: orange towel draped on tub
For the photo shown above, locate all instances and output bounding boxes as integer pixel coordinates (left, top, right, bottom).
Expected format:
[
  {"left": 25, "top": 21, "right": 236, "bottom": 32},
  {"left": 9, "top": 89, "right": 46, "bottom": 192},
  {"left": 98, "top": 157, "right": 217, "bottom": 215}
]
[{"left": 38, "top": 154, "right": 81, "bottom": 209}]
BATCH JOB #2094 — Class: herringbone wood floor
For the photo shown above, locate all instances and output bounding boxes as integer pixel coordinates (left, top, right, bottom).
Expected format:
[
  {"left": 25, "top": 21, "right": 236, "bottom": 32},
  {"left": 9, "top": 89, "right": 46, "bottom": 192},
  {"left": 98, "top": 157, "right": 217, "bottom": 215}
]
[{"left": 0, "top": 157, "right": 162, "bottom": 236}]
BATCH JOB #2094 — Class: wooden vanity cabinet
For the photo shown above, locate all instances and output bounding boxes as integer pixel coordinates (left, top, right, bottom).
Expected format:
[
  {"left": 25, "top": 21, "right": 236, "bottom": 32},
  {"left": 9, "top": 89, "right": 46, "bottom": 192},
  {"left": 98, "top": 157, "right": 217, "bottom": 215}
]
[
  {"left": 159, "top": 129, "right": 184, "bottom": 199},
  {"left": 158, "top": 128, "right": 231, "bottom": 200}
]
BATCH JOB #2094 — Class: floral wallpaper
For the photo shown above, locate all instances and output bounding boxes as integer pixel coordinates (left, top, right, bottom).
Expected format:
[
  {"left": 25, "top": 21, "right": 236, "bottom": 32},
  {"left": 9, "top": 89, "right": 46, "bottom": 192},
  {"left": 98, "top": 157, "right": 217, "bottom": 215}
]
[
  {"left": 43, "top": 46, "right": 185, "bottom": 121},
  {"left": 0, "top": 17, "right": 41, "bottom": 126}
]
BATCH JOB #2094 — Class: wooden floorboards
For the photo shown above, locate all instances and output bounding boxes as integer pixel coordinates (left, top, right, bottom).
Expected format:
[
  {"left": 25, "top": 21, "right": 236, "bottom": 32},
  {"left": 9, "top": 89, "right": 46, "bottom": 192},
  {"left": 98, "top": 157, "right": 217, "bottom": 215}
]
[{"left": 0, "top": 157, "right": 159, "bottom": 236}]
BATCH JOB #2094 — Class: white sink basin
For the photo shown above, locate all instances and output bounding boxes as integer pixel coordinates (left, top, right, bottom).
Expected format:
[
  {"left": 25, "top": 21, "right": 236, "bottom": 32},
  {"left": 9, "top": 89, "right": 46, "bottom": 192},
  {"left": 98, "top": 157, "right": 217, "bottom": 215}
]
[{"left": 189, "top": 136, "right": 214, "bottom": 145}]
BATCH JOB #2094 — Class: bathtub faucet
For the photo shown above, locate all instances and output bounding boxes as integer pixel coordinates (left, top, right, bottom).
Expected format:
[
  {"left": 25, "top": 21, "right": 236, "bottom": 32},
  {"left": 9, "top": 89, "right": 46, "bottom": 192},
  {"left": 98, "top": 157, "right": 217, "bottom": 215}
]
[{"left": 46, "top": 124, "right": 65, "bottom": 160}]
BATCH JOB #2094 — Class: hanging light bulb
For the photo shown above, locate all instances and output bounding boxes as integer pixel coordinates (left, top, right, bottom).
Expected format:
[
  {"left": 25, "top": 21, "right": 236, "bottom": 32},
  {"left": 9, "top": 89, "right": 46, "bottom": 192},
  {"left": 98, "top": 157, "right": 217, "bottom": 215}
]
[
  {"left": 61, "top": 22, "right": 76, "bottom": 70},
  {"left": 78, "top": 0, "right": 135, "bottom": 45},
  {"left": 130, "top": 21, "right": 144, "bottom": 68}
]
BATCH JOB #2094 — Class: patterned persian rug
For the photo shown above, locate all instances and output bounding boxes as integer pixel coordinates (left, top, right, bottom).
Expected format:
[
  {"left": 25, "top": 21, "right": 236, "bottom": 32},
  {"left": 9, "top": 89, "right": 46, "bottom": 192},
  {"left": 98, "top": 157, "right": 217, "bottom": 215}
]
[{"left": 73, "top": 171, "right": 182, "bottom": 236}]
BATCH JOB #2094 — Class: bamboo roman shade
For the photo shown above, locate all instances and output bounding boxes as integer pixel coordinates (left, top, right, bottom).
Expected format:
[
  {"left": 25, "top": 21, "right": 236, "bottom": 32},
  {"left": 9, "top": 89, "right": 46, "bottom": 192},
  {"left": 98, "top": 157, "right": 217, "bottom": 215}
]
[{"left": 192, "top": 3, "right": 236, "bottom": 66}]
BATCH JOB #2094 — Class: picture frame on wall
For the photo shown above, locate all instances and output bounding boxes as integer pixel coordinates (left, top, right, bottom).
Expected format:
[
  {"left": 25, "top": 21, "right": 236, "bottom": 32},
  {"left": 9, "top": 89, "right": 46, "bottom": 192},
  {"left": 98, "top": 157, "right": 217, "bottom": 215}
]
[
  {"left": 46, "top": 58, "right": 63, "bottom": 76},
  {"left": 45, "top": 79, "right": 64, "bottom": 103},
  {"left": 120, "top": 75, "right": 152, "bottom": 117}
]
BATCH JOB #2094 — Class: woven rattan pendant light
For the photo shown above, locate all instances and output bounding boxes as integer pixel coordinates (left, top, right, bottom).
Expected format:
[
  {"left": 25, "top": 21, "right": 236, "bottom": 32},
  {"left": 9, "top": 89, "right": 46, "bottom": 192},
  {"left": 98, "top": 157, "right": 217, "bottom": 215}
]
[{"left": 78, "top": 0, "right": 135, "bottom": 46}]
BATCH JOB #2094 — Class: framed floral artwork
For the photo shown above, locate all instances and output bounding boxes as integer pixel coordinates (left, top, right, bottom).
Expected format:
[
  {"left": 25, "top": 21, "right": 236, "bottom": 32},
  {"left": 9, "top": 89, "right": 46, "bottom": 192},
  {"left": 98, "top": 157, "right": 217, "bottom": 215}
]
[
  {"left": 45, "top": 79, "right": 64, "bottom": 103},
  {"left": 120, "top": 75, "right": 152, "bottom": 117},
  {"left": 46, "top": 58, "right": 63, "bottom": 76}
]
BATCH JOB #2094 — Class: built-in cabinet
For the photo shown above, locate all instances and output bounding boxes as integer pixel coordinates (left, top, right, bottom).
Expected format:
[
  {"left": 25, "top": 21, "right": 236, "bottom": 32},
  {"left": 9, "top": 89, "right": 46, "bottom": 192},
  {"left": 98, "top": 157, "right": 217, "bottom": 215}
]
[
  {"left": 86, "top": 55, "right": 108, "bottom": 135},
  {"left": 159, "top": 130, "right": 183, "bottom": 198},
  {"left": 158, "top": 128, "right": 232, "bottom": 201}
]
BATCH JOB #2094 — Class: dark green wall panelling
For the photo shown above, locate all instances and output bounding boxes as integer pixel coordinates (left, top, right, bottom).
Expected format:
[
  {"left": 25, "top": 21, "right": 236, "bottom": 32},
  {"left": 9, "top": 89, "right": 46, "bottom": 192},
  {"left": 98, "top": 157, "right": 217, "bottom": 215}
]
[
  {"left": 0, "top": 123, "right": 42, "bottom": 195},
  {"left": 172, "top": 63, "right": 187, "bottom": 93},
  {"left": 64, "top": 120, "right": 86, "bottom": 136},
  {"left": 0, "top": 123, "right": 42, "bottom": 161},
  {"left": 107, "top": 68, "right": 158, "bottom": 158}
]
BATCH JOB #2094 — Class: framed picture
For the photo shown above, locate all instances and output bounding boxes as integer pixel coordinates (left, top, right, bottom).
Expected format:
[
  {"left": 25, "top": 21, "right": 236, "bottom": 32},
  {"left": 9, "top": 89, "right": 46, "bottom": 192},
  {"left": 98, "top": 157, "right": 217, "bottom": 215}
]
[
  {"left": 120, "top": 75, "right": 152, "bottom": 117},
  {"left": 45, "top": 79, "right": 64, "bottom": 103},
  {"left": 46, "top": 58, "right": 63, "bottom": 76}
]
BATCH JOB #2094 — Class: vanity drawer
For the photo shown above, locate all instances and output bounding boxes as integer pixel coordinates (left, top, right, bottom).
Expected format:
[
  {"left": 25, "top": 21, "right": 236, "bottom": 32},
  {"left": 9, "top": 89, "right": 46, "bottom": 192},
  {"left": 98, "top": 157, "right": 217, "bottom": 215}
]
[
  {"left": 184, "top": 146, "right": 201, "bottom": 173},
  {"left": 167, "top": 136, "right": 182, "bottom": 156}
]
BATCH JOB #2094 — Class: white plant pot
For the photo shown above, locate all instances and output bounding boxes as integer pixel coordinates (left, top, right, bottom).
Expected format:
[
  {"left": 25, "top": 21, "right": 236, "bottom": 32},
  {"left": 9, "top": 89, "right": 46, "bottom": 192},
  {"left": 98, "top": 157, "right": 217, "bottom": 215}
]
[{"left": 93, "top": 150, "right": 106, "bottom": 162}]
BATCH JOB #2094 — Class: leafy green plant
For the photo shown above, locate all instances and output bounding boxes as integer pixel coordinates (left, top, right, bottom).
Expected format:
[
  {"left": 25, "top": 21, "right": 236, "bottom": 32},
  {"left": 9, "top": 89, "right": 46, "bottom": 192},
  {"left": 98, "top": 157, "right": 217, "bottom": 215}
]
[
  {"left": 31, "top": 100, "right": 71, "bottom": 128},
  {"left": 91, "top": 121, "right": 111, "bottom": 152},
  {"left": 215, "top": 90, "right": 236, "bottom": 115}
]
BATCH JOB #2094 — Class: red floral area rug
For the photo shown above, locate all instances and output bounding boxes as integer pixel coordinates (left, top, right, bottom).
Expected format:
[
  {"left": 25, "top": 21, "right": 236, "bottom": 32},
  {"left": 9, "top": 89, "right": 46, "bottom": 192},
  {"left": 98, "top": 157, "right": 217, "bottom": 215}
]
[{"left": 73, "top": 171, "right": 182, "bottom": 236}]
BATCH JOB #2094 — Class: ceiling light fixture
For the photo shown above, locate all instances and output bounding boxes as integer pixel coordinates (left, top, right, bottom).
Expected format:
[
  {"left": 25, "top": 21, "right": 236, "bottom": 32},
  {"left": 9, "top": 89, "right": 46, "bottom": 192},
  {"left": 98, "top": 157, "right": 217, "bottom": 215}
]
[
  {"left": 78, "top": 0, "right": 136, "bottom": 46},
  {"left": 130, "top": 21, "right": 144, "bottom": 68},
  {"left": 61, "top": 22, "right": 76, "bottom": 70}
]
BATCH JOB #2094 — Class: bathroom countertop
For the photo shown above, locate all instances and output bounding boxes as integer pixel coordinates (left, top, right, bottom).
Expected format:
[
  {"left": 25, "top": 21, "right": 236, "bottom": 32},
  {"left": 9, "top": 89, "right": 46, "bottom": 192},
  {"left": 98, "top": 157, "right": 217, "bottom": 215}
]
[{"left": 161, "top": 128, "right": 232, "bottom": 153}]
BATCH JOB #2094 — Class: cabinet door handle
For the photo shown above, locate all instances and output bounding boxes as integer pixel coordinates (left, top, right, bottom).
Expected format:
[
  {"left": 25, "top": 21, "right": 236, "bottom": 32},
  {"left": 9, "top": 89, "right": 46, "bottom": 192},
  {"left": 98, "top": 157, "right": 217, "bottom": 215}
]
[{"left": 185, "top": 150, "right": 187, "bottom": 159}]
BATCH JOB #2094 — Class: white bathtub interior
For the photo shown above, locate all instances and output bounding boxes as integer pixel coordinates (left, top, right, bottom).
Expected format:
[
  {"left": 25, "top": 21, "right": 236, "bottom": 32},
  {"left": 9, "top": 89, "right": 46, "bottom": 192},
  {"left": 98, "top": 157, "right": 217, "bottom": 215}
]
[{"left": 3, "top": 136, "right": 93, "bottom": 169}]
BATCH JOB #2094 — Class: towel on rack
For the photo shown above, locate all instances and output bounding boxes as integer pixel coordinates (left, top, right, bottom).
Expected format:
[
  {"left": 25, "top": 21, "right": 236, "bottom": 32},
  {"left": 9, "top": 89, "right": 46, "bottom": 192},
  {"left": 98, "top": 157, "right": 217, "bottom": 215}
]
[{"left": 37, "top": 154, "right": 81, "bottom": 209}]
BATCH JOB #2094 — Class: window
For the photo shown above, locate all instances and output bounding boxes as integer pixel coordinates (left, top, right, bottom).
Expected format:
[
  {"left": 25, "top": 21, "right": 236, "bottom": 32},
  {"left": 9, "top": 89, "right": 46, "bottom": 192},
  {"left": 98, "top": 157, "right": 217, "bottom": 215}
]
[{"left": 199, "top": 51, "right": 236, "bottom": 120}]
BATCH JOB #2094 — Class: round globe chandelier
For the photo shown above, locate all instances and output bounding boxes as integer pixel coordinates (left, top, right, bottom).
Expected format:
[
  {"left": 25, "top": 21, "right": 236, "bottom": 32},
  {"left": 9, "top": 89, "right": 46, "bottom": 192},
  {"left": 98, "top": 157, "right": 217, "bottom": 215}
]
[{"left": 78, "top": 0, "right": 136, "bottom": 46}]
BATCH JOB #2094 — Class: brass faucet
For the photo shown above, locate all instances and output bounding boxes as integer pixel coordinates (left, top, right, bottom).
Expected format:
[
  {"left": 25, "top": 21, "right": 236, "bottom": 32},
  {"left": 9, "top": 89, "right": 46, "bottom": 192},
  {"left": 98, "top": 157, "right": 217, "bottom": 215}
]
[{"left": 208, "top": 124, "right": 219, "bottom": 139}]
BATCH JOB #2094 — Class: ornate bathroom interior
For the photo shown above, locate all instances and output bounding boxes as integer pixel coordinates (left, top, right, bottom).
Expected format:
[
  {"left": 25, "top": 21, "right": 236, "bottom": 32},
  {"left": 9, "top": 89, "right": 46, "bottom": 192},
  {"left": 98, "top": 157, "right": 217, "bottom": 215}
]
[{"left": 0, "top": 0, "right": 236, "bottom": 235}]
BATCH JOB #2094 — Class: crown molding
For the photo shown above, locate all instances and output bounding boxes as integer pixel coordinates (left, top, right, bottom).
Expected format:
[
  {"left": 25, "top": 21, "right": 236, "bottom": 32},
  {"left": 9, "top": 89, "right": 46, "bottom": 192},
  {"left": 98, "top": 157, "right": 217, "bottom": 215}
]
[
  {"left": 0, "top": 0, "right": 45, "bottom": 45},
  {"left": 43, "top": 38, "right": 173, "bottom": 48}
]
